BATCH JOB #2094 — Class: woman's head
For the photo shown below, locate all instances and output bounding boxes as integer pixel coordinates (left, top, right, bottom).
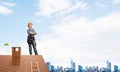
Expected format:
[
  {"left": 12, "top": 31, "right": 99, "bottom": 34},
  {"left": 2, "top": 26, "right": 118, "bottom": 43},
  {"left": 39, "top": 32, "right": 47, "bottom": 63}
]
[{"left": 28, "top": 22, "right": 33, "bottom": 28}]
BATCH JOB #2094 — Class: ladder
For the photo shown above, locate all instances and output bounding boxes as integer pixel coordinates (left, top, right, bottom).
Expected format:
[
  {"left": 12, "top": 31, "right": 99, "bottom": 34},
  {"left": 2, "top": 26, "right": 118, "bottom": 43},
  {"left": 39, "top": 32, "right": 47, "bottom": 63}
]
[{"left": 30, "top": 61, "right": 40, "bottom": 72}]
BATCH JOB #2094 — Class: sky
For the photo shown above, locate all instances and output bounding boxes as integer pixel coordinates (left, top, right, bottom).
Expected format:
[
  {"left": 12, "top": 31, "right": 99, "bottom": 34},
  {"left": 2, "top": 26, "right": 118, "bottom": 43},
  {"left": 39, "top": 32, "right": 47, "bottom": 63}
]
[{"left": 0, "top": 0, "right": 120, "bottom": 69}]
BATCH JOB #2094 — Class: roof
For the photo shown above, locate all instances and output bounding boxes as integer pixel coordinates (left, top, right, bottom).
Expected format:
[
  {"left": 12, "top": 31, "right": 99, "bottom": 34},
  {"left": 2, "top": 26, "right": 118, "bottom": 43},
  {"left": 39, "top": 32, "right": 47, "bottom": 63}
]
[{"left": 0, "top": 55, "right": 48, "bottom": 72}]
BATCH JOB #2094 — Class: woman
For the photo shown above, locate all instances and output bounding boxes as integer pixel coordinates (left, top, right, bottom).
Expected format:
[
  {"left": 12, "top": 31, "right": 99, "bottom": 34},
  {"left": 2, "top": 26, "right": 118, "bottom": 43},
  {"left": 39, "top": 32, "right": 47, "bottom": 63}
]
[{"left": 27, "top": 22, "right": 38, "bottom": 55}]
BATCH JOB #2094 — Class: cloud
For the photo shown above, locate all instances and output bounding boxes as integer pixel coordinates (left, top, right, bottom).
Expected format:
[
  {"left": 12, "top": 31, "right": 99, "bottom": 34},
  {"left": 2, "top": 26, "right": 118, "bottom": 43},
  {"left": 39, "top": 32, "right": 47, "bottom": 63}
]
[
  {"left": 94, "top": 2, "right": 107, "bottom": 8},
  {"left": 58, "top": 1, "right": 88, "bottom": 15},
  {"left": 0, "top": 1, "right": 16, "bottom": 14},
  {"left": 112, "top": 0, "right": 120, "bottom": 3},
  {"left": 35, "top": 0, "right": 88, "bottom": 17},
  {"left": 36, "top": 12, "right": 120, "bottom": 67},
  {"left": 0, "top": 1, "right": 16, "bottom": 7},
  {"left": 0, "top": 6, "right": 12, "bottom": 14},
  {"left": 35, "top": 0, "right": 71, "bottom": 17}
]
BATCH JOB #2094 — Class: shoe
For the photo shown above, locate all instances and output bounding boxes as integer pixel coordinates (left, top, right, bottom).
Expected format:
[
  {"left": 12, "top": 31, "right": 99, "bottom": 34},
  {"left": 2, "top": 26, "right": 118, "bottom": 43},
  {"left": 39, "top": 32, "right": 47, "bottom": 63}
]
[{"left": 35, "top": 54, "right": 38, "bottom": 55}]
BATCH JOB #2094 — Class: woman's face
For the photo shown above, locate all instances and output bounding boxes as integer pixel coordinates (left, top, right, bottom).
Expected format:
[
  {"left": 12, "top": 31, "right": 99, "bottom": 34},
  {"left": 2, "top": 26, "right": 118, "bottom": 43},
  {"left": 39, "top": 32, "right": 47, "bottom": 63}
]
[{"left": 28, "top": 24, "right": 32, "bottom": 28}]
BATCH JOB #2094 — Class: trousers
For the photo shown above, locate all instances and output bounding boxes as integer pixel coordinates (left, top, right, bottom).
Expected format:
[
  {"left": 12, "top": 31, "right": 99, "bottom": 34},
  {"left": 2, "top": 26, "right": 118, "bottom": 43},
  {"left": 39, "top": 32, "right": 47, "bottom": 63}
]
[{"left": 28, "top": 41, "right": 38, "bottom": 55}]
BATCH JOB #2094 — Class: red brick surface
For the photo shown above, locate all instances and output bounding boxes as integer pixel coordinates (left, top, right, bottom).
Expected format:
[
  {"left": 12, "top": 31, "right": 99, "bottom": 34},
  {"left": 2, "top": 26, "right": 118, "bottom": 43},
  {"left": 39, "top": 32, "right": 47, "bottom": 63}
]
[{"left": 0, "top": 55, "right": 48, "bottom": 72}]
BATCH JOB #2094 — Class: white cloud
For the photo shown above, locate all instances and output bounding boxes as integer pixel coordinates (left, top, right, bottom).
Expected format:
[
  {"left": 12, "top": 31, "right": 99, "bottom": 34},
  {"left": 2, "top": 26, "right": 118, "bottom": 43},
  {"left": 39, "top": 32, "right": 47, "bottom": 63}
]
[
  {"left": 36, "top": 12, "right": 120, "bottom": 67},
  {"left": 35, "top": 0, "right": 88, "bottom": 17},
  {"left": 94, "top": 2, "right": 107, "bottom": 8},
  {"left": 112, "top": 0, "right": 120, "bottom": 3},
  {"left": 35, "top": 0, "right": 71, "bottom": 17},
  {"left": 0, "top": 6, "right": 12, "bottom": 14},
  {"left": 59, "top": 1, "right": 88, "bottom": 15},
  {"left": 0, "top": 1, "right": 16, "bottom": 7},
  {"left": 0, "top": 1, "right": 16, "bottom": 14}
]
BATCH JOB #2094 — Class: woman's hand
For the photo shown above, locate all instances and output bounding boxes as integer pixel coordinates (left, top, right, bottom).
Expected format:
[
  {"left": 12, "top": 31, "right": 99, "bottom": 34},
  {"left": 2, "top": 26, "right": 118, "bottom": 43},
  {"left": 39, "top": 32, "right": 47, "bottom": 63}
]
[{"left": 30, "top": 32, "right": 36, "bottom": 35}]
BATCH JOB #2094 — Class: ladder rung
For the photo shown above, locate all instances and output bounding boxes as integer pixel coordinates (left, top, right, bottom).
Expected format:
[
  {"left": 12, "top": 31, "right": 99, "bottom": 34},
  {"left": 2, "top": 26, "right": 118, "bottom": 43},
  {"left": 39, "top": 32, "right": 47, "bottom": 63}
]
[{"left": 30, "top": 61, "right": 40, "bottom": 72}]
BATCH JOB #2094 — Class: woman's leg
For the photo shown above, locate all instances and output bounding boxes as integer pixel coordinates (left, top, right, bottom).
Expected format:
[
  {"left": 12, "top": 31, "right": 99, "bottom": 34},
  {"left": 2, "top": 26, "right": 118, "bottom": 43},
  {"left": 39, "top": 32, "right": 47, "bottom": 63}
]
[
  {"left": 28, "top": 43, "right": 32, "bottom": 55},
  {"left": 32, "top": 41, "right": 38, "bottom": 55}
]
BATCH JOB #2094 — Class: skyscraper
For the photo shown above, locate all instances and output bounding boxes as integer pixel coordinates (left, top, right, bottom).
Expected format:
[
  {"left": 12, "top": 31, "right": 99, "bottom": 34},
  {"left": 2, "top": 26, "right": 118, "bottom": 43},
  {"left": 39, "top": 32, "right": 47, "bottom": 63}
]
[
  {"left": 78, "top": 65, "right": 82, "bottom": 72},
  {"left": 106, "top": 60, "right": 111, "bottom": 72},
  {"left": 71, "top": 60, "right": 76, "bottom": 72},
  {"left": 51, "top": 65, "right": 55, "bottom": 72},
  {"left": 114, "top": 65, "right": 118, "bottom": 72},
  {"left": 46, "top": 62, "right": 51, "bottom": 72}
]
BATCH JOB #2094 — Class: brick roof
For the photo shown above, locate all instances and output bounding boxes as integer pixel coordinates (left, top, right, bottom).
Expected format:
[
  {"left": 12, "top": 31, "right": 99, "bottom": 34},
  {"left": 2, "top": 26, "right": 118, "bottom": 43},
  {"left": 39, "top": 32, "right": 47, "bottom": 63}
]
[{"left": 0, "top": 55, "right": 48, "bottom": 72}]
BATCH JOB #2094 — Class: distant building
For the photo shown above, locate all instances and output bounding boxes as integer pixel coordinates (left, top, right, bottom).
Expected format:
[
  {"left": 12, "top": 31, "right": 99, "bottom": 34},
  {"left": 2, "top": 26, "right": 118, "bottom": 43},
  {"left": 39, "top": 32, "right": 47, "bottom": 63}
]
[
  {"left": 46, "top": 62, "right": 51, "bottom": 72},
  {"left": 71, "top": 60, "right": 76, "bottom": 72},
  {"left": 64, "top": 67, "right": 73, "bottom": 72},
  {"left": 114, "top": 65, "right": 119, "bottom": 72},
  {"left": 85, "top": 66, "right": 89, "bottom": 72},
  {"left": 51, "top": 65, "right": 55, "bottom": 72},
  {"left": 106, "top": 60, "right": 111, "bottom": 72},
  {"left": 57, "top": 66, "right": 64, "bottom": 72},
  {"left": 78, "top": 65, "right": 82, "bottom": 72}
]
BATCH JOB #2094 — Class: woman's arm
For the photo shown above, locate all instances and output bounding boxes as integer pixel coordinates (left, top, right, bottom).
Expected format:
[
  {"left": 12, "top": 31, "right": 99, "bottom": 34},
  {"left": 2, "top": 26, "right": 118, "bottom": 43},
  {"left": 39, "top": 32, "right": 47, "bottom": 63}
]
[{"left": 27, "top": 29, "right": 37, "bottom": 35}]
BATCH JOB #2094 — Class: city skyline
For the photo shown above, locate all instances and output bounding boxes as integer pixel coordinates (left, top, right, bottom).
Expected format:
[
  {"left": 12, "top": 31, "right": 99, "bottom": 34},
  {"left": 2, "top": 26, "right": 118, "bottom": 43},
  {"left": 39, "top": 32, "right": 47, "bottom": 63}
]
[
  {"left": 46, "top": 60, "right": 119, "bottom": 72},
  {"left": 0, "top": 0, "right": 120, "bottom": 68}
]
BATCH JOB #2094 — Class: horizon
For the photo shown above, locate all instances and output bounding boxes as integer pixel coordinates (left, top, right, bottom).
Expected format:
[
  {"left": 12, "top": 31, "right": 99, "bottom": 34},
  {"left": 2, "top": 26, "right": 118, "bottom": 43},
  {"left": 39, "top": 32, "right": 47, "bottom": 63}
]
[{"left": 0, "top": 0, "right": 120, "bottom": 69}]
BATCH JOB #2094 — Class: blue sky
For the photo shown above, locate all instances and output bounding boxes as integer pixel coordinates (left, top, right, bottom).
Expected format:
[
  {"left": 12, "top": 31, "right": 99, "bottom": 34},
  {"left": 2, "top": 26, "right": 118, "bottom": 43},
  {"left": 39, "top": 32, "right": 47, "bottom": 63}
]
[{"left": 0, "top": 0, "right": 120, "bottom": 68}]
